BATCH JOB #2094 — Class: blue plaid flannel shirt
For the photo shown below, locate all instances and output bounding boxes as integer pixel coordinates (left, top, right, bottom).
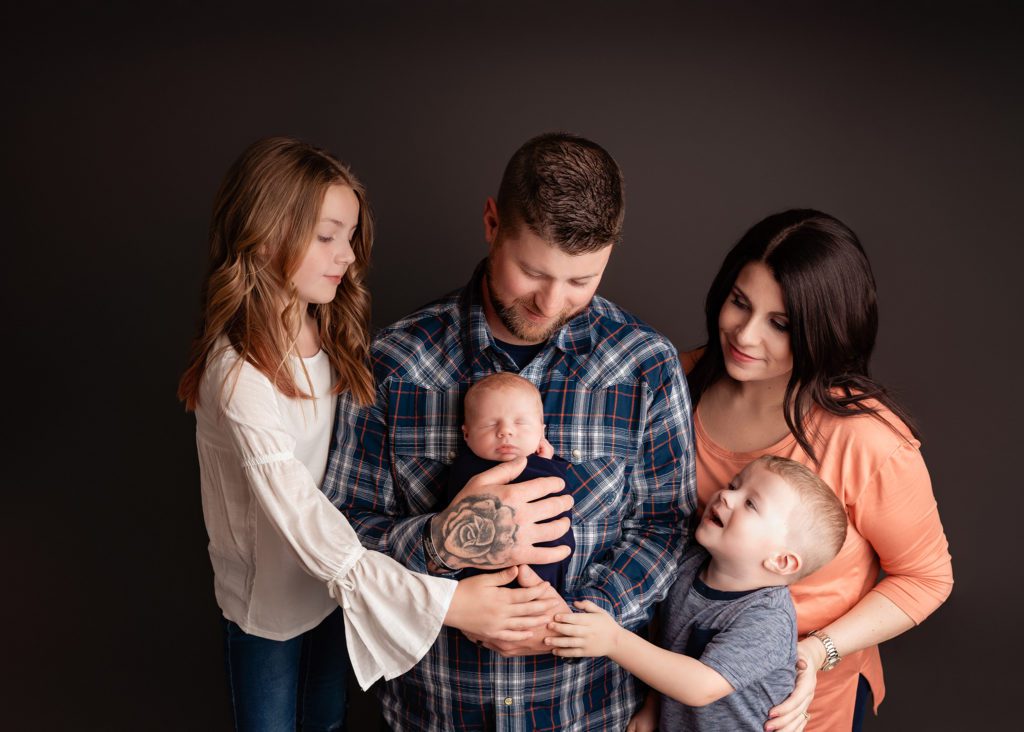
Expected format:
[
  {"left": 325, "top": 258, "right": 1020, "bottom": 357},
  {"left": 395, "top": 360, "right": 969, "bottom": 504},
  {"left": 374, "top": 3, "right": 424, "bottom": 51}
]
[{"left": 324, "top": 262, "right": 696, "bottom": 731}]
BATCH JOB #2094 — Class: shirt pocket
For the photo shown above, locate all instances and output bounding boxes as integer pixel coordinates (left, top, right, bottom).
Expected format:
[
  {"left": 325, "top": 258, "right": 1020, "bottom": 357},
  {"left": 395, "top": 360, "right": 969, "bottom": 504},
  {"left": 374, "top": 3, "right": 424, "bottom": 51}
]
[
  {"left": 389, "top": 381, "right": 465, "bottom": 512},
  {"left": 548, "top": 378, "right": 643, "bottom": 528}
]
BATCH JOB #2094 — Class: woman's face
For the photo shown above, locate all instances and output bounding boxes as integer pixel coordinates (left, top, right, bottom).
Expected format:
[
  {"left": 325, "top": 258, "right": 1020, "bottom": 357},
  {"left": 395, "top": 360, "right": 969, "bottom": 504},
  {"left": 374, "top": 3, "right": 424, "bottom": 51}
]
[{"left": 718, "top": 261, "right": 794, "bottom": 385}]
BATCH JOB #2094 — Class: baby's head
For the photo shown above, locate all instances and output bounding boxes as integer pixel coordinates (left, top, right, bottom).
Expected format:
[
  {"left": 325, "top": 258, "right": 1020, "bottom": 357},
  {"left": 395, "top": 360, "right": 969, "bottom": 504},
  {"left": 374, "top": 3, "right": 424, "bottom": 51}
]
[
  {"left": 462, "top": 373, "right": 545, "bottom": 462},
  {"left": 696, "top": 455, "right": 847, "bottom": 584}
]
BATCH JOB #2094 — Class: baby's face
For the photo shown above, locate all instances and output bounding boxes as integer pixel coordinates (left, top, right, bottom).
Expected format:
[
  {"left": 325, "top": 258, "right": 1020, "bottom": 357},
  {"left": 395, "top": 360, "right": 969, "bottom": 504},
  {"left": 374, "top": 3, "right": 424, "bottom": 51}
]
[
  {"left": 696, "top": 461, "right": 799, "bottom": 568},
  {"left": 462, "top": 386, "right": 545, "bottom": 462}
]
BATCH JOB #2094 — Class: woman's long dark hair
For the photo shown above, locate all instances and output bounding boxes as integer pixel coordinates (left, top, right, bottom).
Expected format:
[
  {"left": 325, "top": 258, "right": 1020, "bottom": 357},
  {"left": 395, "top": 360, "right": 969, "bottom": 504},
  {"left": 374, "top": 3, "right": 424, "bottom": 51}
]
[{"left": 688, "top": 209, "right": 919, "bottom": 463}]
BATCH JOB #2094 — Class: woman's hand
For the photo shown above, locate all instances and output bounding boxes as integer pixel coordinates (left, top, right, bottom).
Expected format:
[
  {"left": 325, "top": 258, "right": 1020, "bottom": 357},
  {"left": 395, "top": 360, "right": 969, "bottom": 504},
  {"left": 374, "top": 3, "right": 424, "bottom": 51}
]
[
  {"left": 626, "top": 692, "right": 660, "bottom": 732},
  {"left": 765, "top": 637, "right": 824, "bottom": 731},
  {"left": 444, "top": 567, "right": 560, "bottom": 643}
]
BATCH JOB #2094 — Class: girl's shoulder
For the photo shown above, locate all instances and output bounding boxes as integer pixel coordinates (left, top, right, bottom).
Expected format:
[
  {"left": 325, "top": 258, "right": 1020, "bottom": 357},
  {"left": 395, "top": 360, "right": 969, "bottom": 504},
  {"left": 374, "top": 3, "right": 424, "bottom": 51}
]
[{"left": 200, "top": 338, "right": 278, "bottom": 411}]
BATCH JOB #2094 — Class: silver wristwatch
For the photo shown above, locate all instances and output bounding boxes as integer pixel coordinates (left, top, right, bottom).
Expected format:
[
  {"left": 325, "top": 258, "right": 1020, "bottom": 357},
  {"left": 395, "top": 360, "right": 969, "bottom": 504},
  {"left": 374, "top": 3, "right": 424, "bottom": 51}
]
[{"left": 807, "top": 629, "right": 842, "bottom": 671}]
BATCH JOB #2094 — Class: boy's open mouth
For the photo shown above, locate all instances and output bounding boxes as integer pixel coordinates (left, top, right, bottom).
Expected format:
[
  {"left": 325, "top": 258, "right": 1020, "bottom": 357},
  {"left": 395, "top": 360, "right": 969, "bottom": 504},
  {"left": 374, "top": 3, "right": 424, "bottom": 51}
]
[{"left": 709, "top": 506, "right": 724, "bottom": 527}]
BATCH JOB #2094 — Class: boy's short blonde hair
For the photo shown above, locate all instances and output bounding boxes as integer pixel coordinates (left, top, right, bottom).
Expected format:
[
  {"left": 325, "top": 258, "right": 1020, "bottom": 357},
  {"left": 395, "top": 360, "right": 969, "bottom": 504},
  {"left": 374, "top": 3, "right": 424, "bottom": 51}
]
[
  {"left": 753, "top": 455, "right": 848, "bottom": 579},
  {"left": 463, "top": 372, "right": 543, "bottom": 423}
]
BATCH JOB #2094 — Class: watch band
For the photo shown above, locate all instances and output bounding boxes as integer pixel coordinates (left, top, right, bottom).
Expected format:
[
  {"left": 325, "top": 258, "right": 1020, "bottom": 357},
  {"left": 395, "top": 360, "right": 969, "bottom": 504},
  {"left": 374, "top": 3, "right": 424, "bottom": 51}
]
[{"left": 807, "top": 629, "right": 842, "bottom": 671}]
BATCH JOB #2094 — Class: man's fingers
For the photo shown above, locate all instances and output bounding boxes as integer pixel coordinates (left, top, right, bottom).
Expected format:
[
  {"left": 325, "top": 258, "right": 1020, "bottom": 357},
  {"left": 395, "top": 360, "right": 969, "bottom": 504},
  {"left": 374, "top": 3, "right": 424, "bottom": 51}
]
[
  {"left": 521, "top": 492, "right": 574, "bottom": 522},
  {"left": 463, "top": 457, "right": 528, "bottom": 492},
  {"left": 512, "top": 476, "right": 569, "bottom": 504},
  {"left": 523, "top": 516, "right": 572, "bottom": 545},
  {"left": 521, "top": 542, "right": 572, "bottom": 566}
]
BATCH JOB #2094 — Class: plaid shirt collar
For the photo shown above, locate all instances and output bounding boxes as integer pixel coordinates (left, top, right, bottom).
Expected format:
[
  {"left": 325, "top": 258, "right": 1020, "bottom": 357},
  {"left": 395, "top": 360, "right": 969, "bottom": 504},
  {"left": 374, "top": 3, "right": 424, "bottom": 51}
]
[{"left": 460, "top": 258, "right": 597, "bottom": 374}]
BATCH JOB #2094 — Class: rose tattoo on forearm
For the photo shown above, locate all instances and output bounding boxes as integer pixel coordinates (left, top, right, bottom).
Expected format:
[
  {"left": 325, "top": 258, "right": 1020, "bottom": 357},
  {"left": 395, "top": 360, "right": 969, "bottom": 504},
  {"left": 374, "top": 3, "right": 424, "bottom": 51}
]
[{"left": 431, "top": 494, "right": 518, "bottom": 569}]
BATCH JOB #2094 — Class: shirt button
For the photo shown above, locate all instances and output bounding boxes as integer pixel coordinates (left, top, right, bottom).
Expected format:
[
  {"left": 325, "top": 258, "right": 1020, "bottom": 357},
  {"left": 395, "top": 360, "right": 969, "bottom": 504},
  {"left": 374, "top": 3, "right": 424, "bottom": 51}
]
[
  {"left": 503, "top": 697, "right": 513, "bottom": 706},
  {"left": 571, "top": 448, "right": 582, "bottom": 461},
  {"left": 447, "top": 450, "right": 457, "bottom": 461}
]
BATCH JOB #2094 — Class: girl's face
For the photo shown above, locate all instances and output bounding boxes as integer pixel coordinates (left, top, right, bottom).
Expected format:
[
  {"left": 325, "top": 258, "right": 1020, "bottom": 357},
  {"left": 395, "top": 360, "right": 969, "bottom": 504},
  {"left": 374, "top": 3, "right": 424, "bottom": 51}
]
[
  {"left": 292, "top": 184, "right": 359, "bottom": 306},
  {"left": 718, "top": 261, "right": 793, "bottom": 386}
]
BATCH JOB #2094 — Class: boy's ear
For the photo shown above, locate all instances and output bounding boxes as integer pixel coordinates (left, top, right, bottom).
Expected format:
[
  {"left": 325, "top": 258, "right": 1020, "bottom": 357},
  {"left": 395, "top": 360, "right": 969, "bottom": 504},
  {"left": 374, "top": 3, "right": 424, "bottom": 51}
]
[{"left": 763, "top": 551, "right": 802, "bottom": 578}]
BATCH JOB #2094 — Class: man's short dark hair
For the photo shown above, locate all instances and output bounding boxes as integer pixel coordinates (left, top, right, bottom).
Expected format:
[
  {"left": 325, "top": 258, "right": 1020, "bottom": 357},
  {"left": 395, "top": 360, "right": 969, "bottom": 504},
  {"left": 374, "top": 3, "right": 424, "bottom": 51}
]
[{"left": 496, "top": 132, "right": 625, "bottom": 254}]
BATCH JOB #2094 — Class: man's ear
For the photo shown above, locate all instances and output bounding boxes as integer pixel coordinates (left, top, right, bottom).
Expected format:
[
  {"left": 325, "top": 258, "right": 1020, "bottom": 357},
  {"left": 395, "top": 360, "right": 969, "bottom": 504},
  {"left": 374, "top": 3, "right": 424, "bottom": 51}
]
[
  {"left": 763, "top": 551, "right": 803, "bottom": 578},
  {"left": 483, "top": 197, "right": 500, "bottom": 246},
  {"left": 461, "top": 424, "right": 468, "bottom": 440}
]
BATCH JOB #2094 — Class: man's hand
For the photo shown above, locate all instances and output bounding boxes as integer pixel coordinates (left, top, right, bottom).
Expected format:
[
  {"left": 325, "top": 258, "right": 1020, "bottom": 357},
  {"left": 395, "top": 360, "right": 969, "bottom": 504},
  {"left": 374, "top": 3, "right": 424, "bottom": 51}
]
[
  {"left": 464, "top": 565, "right": 571, "bottom": 656},
  {"left": 431, "top": 457, "right": 572, "bottom": 571},
  {"left": 544, "top": 600, "right": 623, "bottom": 658}
]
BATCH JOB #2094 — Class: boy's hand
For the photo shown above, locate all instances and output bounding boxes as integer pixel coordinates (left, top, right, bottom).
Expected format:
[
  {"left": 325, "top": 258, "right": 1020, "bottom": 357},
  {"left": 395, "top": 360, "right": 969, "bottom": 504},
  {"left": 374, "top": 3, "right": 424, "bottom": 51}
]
[
  {"left": 544, "top": 599, "right": 622, "bottom": 658},
  {"left": 626, "top": 692, "right": 660, "bottom": 732},
  {"left": 536, "top": 437, "right": 555, "bottom": 459}
]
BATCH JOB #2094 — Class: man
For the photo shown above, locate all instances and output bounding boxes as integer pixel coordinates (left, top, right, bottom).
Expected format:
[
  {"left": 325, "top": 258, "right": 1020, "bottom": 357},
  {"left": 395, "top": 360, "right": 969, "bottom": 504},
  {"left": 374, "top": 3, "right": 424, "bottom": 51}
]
[{"left": 325, "top": 133, "right": 696, "bottom": 730}]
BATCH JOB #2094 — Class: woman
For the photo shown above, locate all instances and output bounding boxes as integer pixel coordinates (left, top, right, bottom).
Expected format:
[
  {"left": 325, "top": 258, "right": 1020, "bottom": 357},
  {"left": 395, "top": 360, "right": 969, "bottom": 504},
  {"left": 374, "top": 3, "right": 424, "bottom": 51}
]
[
  {"left": 178, "top": 137, "right": 560, "bottom": 730},
  {"left": 686, "top": 210, "right": 952, "bottom": 731}
]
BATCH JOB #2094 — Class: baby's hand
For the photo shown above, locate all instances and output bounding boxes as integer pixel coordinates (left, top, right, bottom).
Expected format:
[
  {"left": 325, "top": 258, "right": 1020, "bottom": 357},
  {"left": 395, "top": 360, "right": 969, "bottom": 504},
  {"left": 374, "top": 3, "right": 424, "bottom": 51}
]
[
  {"left": 544, "top": 600, "right": 621, "bottom": 658},
  {"left": 536, "top": 437, "right": 555, "bottom": 459}
]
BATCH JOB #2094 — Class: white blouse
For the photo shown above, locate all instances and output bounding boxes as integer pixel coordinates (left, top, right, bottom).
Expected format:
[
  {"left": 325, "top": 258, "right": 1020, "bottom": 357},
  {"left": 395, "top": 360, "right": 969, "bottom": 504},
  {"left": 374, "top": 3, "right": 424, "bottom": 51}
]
[{"left": 194, "top": 341, "right": 456, "bottom": 689}]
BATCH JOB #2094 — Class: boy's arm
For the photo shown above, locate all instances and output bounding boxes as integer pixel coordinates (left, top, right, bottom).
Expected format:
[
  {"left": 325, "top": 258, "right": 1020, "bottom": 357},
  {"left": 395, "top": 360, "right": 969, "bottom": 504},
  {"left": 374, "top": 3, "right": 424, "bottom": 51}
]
[{"left": 547, "top": 600, "right": 734, "bottom": 707}]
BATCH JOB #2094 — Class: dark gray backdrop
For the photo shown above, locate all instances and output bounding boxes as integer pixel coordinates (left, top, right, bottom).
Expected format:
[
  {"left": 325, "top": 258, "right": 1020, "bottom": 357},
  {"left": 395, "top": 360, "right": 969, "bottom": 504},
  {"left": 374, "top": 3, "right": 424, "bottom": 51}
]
[{"left": 5, "top": 2, "right": 1020, "bottom": 729}]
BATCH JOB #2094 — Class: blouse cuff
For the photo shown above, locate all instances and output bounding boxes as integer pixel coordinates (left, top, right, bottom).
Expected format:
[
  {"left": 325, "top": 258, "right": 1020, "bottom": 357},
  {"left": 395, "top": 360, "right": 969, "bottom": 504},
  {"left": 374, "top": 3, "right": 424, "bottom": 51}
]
[{"left": 332, "top": 548, "right": 458, "bottom": 690}]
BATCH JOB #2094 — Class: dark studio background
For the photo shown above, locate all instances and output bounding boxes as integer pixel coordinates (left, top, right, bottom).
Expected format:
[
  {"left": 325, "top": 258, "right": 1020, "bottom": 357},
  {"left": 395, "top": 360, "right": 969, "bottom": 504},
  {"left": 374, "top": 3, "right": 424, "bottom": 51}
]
[{"left": 4, "top": 1, "right": 1021, "bottom": 729}]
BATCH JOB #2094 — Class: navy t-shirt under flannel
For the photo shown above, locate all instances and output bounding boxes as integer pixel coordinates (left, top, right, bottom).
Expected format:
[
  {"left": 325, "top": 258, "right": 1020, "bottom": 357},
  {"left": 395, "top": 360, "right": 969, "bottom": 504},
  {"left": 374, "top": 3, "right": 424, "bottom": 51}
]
[{"left": 446, "top": 450, "right": 574, "bottom": 591}]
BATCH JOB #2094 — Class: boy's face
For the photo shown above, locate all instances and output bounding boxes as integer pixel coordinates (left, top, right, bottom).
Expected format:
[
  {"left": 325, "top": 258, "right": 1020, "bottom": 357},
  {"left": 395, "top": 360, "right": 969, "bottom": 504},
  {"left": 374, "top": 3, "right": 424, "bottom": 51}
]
[
  {"left": 463, "top": 386, "right": 545, "bottom": 462},
  {"left": 696, "top": 461, "right": 800, "bottom": 569}
]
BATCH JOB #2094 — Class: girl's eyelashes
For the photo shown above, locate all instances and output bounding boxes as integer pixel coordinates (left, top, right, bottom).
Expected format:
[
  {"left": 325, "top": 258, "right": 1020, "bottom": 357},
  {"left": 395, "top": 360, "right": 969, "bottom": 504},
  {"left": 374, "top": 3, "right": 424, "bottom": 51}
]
[
  {"left": 771, "top": 319, "right": 789, "bottom": 332},
  {"left": 317, "top": 235, "right": 334, "bottom": 243},
  {"left": 730, "top": 294, "right": 749, "bottom": 310}
]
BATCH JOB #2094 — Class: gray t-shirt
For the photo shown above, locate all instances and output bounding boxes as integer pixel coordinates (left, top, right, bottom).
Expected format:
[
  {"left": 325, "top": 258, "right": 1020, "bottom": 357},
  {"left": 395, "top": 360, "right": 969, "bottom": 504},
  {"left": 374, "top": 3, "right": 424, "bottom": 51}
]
[{"left": 658, "top": 545, "right": 797, "bottom": 731}]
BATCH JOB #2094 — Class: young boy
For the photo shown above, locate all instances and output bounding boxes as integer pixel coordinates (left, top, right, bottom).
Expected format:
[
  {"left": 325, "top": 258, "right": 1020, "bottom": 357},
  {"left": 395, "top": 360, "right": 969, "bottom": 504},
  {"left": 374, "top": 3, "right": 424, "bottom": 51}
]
[
  {"left": 444, "top": 372, "right": 575, "bottom": 590},
  {"left": 545, "top": 455, "right": 848, "bottom": 731}
]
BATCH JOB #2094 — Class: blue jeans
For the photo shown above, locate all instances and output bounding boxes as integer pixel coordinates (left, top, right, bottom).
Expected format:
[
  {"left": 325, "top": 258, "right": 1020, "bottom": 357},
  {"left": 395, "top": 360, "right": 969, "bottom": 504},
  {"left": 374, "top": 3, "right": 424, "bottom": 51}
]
[
  {"left": 222, "top": 607, "right": 348, "bottom": 731},
  {"left": 851, "top": 674, "right": 871, "bottom": 732}
]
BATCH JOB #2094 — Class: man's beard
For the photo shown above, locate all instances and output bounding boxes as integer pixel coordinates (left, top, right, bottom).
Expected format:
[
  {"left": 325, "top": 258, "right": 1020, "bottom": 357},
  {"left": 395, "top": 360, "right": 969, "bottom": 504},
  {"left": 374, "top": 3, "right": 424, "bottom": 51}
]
[{"left": 485, "top": 262, "right": 579, "bottom": 344}]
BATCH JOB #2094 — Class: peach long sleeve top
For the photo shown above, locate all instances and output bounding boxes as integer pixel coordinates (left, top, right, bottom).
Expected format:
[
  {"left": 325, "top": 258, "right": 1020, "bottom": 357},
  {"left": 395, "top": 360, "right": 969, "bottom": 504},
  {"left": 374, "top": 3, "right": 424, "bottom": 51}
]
[{"left": 691, "top": 396, "right": 953, "bottom": 730}]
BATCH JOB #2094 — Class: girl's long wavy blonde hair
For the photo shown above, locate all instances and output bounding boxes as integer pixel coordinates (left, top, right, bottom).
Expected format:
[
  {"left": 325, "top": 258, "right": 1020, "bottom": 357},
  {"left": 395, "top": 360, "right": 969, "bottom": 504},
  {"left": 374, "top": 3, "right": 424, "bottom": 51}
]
[{"left": 178, "top": 137, "right": 375, "bottom": 410}]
